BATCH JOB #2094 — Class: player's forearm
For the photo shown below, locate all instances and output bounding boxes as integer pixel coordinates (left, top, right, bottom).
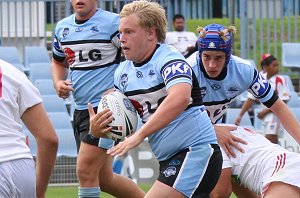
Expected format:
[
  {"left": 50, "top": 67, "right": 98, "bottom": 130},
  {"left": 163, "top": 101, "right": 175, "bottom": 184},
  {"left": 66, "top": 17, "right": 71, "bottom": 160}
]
[
  {"left": 35, "top": 137, "right": 58, "bottom": 197},
  {"left": 51, "top": 58, "right": 69, "bottom": 83},
  {"left": 271, "top": 99, "right": 300, "bottom": 144}
]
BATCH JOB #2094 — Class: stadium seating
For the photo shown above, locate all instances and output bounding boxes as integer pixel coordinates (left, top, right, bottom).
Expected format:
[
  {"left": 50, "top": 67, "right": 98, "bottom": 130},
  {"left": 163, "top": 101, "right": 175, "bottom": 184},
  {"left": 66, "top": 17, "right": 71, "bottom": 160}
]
[
  {"left": 35, "top": 79, "right": 57, "bottom": 95},
  {"left": 48, "top": 112, "right": 73, "bottom": 130},
  {"left": 56, "top": 129, "right": 77, "bottom": 157},
  {"left": 225, "top": 108, "right": 253, "bottom": 127},
  {"left": 24, "top": 46, "right": 50, "bottom": 67},
  {"left": 0, "top": 46, "right": 26, "bottom": 72},
  {"left": 28, "top": 62, "right": 52, "bottom": 83},
  {"left": 42, "top": 95, "right": 69, "bottom": 113},
  {"left": 287, "top": 91, "right": 300, "bottom": 107}
]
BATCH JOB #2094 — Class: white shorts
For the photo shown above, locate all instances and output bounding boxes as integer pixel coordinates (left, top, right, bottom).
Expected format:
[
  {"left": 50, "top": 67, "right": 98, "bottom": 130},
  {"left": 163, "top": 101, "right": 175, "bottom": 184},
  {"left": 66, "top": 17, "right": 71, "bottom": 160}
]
[
  {"left": 0, "top": 158, "right": 36, "bottom": 198},
  {"left": 261, "top": 152, "right": 300, "bottom": 197},
  {"left": 262, "top": 113, "right": 284, "bottom": 137}
]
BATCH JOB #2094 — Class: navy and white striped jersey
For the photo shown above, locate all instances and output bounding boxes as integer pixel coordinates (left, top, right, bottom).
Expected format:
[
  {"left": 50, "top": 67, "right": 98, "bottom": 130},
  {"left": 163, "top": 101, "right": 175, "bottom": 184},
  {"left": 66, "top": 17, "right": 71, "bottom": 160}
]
[
  {"left": 114, "top": 44, "right": 217, "bottom": 161},
  {"left": 187, "top": 52, "right": 278, "bottom": 124},
  {"left": 53, "top": 9, "right": 120, "bottom": 109}
]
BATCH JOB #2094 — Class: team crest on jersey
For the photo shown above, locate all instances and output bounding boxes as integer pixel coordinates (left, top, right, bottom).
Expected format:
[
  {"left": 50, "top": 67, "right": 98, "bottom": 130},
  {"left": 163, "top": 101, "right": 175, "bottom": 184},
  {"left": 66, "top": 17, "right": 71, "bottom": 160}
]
[
  {"left": 162, "top": 61, "right": 192, "bottom": 84},
  {"left": 211, "top": 83, "right": 221, "bottom": 90},
  {"left": 200, "top": 87, "right": 207, "bottom": 98},
  {"left": 62, "top": 28, "right": 69, "bottom": 38},
  {"left": 163, "top": 166, "right": 176, "bottom": 177},
  {"left": 136, "top": 71, "right": 143, "bottom": 78},
  {"left": 120, "top": 73, "right": 128, "bottom": 87}
]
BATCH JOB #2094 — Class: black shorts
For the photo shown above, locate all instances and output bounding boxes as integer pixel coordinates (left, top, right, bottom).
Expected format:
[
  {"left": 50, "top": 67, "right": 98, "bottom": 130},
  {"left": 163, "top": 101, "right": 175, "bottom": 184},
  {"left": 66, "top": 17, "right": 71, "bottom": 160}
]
[{"left": 73, "top": 107, "right": 100, "bottom": 151}]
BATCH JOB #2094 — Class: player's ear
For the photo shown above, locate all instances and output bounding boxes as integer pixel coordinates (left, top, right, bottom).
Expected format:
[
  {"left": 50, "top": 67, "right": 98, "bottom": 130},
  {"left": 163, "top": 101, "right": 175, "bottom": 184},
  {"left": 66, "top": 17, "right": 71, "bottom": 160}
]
[{"left": 147, "top": 27, "right": 156, "bottom": 41}]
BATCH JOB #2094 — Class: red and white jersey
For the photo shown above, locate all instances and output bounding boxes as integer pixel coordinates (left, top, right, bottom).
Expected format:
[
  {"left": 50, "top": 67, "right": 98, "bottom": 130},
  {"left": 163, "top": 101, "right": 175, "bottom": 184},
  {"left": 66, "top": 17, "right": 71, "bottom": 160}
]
[
  {"left": 0, "top": 59, "right": 42, "bottom": 162},
  {"left": 220, "top": 125, "right": 300, "bottom": 195},
  {"left": 269, "top": 74, "right": 291, "bottom": 101}
]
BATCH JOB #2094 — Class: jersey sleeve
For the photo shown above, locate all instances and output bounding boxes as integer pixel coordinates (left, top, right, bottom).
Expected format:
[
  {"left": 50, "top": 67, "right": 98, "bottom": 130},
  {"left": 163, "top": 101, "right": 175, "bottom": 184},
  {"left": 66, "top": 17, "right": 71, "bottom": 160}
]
[
  {"left": 18, "top": 74, "right": 42, "bottom": 116},
  {"left": 110, "top": 15, "right": 121, "bottom": 49},
  {"left": 247, "top": 69, "right": 278, "bottom": 107},
  {"left": 52, "top": 20, "right": 66, "bottom": 62}
]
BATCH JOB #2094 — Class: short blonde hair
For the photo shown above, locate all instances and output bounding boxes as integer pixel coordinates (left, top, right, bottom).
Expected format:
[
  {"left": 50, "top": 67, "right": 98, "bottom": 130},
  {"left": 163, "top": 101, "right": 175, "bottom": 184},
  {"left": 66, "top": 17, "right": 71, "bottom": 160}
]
[{"left": 120, "top": 0, "right": 167, "bottom": 43}]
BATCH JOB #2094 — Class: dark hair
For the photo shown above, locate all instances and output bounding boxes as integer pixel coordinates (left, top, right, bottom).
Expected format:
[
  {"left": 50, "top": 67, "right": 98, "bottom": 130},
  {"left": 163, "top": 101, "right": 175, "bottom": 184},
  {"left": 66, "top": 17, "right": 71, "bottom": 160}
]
[
  {"left": 261, "top": 55, "right": 277, "bottom": 68},
  {"left": 173, "top": 14, "right": 184, "bottom": 22}
]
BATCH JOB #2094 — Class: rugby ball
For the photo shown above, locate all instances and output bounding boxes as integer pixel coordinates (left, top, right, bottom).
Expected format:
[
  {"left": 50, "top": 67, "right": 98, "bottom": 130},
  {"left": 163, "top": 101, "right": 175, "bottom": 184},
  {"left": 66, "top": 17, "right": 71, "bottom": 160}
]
[{"left": 98, "top": 91, "right": 138, "bottom": 142}]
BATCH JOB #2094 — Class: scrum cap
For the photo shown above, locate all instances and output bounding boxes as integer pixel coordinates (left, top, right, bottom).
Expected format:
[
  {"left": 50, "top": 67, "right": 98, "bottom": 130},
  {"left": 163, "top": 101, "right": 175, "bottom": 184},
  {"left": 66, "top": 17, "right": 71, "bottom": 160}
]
[{"left": 198, "top": 24, "right": 235, "bottom": 64}]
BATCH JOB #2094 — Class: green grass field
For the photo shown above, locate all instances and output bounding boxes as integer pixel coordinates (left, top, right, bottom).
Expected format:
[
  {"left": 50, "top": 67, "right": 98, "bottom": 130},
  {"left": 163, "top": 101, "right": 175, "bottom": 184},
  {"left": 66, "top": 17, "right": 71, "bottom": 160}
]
[{"left": 46, "top": 185, "right": 237, "bottom": 198}]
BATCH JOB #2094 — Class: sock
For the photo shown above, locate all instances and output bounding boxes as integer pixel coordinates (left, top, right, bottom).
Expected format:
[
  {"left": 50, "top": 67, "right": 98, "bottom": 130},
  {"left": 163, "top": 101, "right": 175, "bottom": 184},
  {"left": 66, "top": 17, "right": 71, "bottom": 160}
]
[{"left": 78, "top": 187, "right": 100, "bottom": 198}]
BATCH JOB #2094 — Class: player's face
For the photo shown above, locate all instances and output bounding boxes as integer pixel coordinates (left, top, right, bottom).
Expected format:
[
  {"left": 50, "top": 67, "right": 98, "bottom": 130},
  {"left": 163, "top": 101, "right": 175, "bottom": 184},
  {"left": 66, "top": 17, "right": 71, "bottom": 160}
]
[
  {"left": 119, "top": 14, "right": 156, "bottom": 63},
  {"left": 71, "top": 0, "right": 97, "bottom": 20},
  {"left": 173, "top": 18, "right": 185, "bottom": 32},
  {"left": 201, "top": 51, "right": 226, "bottom": 78},
  {"left": 265, "top": 59, "right": 280, "bottom": 77}
]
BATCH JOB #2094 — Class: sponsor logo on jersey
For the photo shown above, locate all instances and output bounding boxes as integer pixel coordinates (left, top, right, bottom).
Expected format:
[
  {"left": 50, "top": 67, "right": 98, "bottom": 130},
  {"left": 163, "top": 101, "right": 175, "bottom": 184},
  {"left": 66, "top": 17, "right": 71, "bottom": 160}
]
[
  {"left": 63, "top": 47, "right": 75, "bottom": 65},
  {"left": 211, "top": 83, "right": 221, "bottom": 90},
  {"left": 120, "top": 73, "right": 128, "bottom": 87},
  {"left": 136, "top": 71, "right": 143, "bottom": 78},
  {"left": 75, "top": 27, "right": 83, "bottom": 32},
  {"left": 228, "top": 86, "right": 239, "bottom": 92},
  {"left": 63, "top": 28, "right": 69, "bottom": 38},
  {"left": 250, "top": 73, "right": 269, "bottom": 96},
  {"left": 148, "top": 69, "right": 155, "bottom": 77},
  {"left": 123, "top": 98, "right": 136, "bottom": 114},
  {"left": 91, "top": 26, "right": 99, "bottom": 32},
  {"left": 162, "top": 61, "right": 192, "bottom": 84},
  {"left": 163, "top": 166, "right": 176, "bottom": 177},
  {"left": 169, "top": 160, "right": 180, "bottom": 166},
  {"left": 53, "top": 36, "right": 61, "bottom": 50}
]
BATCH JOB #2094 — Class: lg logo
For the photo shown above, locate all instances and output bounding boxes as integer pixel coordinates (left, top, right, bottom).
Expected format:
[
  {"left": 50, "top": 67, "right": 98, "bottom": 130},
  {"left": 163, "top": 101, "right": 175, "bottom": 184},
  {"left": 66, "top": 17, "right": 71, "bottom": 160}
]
[{"left": 64, "top": 48, "right": 102, "bottom": 65}]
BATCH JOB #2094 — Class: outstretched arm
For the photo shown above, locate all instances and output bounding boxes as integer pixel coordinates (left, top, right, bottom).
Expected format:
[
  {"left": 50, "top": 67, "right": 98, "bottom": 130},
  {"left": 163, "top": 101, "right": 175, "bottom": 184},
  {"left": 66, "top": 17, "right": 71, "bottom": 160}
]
[
  {"left": 270, "top": 99, "right": 300, "bottom": 144},
  {"left": 21, "top": 103, "right": 58, "bottom": 198},
  {"left": 235, "top": 98, "right": 254, "bottom": 125}
]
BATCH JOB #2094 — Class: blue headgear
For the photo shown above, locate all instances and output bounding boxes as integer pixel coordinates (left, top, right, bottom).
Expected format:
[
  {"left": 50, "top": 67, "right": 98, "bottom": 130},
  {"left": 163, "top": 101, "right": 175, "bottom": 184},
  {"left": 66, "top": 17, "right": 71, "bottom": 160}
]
[{"left": 198, "top": 24, "right": 234, "bottom": 65}]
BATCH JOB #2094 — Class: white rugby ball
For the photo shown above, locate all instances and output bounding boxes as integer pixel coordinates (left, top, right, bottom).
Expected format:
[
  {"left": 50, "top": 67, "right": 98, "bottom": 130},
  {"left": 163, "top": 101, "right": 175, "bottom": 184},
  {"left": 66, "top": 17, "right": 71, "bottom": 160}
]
[{"left": 98, "top": 91, "right": 138, "bottom": 142}]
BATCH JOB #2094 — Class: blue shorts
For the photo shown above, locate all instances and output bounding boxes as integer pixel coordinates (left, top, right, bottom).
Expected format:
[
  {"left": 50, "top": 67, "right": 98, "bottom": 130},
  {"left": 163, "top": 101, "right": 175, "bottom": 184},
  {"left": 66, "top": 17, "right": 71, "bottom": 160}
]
[{"left": 158, "top": 144, "right": 222, "bottom": 197}]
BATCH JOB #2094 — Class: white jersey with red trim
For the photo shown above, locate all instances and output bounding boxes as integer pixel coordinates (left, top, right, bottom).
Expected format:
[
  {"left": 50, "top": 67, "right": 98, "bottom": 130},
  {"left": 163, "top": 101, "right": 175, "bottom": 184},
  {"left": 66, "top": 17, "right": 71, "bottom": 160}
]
[
  {"left": 220, "top": 125, "right": 300, "bottom": 195},
  {"left": 0, "top": 59, "right": 42, "bottom": 162}
]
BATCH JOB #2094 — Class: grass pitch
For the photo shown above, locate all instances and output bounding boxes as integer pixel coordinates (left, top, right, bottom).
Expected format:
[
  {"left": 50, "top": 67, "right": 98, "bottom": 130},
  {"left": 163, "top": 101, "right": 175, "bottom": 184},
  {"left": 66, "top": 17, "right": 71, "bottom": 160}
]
[{"left": 46, "top": 184, "right": 237, "bottom": 197}]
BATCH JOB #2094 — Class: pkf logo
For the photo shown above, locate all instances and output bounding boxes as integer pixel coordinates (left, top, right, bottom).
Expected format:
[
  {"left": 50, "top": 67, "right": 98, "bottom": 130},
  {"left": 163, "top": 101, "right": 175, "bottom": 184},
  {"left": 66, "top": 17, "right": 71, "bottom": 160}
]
[
  {"left": 250, "top": 74, "right": 269, "bottom": 96},
  {"left": 63, "top": 47, "right": 75, "bottom": 65},
  {"left": 162, "top": 61, "right": 192, "bottom": 83}
]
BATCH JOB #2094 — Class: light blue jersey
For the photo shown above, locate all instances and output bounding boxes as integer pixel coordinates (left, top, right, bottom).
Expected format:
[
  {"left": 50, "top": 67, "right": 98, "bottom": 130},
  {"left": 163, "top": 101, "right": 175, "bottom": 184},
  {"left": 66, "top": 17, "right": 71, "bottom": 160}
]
[
  {"left": 187, "top": 52, "right": 278, "bottom": 124},
  {"left": 53, "top": 9, "right": 120, "bottom": 110},
  {"left": 114, "top": 44, "right": 217, "bottom": 161}
]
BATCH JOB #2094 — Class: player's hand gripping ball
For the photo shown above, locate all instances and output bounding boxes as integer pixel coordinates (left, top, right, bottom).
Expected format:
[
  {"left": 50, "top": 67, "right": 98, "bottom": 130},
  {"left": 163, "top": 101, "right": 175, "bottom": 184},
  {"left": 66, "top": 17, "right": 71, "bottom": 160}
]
[{"left": 98, "top": 91, "right": 138, "bottom": 142}]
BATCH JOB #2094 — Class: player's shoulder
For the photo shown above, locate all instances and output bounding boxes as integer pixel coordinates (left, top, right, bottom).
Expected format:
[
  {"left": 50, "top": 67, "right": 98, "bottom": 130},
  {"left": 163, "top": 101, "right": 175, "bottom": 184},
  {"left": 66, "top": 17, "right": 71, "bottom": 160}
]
[
  {"left": 186, "top": 51, "right": 198, "bottom": 68},
  {"left": 97, "top": 8, "right": 119, "bottom": 19}
]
